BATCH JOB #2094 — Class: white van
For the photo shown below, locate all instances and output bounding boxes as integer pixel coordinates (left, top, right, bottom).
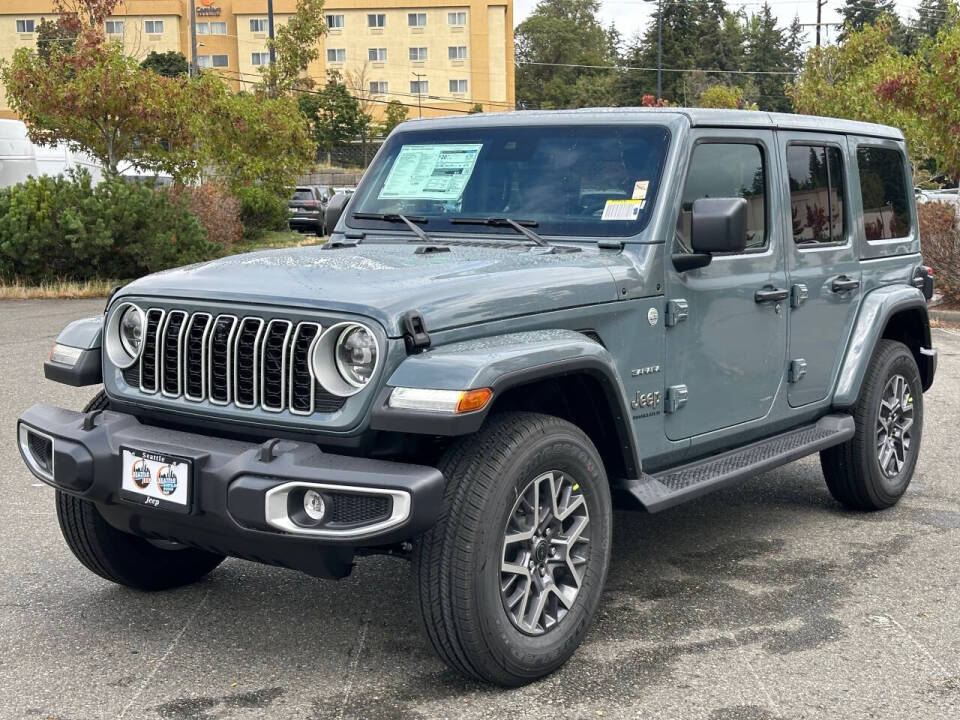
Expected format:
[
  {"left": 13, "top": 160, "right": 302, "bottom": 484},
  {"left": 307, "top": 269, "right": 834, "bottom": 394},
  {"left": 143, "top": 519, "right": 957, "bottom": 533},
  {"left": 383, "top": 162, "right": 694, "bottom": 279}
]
[
  {"left": 0, "top": 119, "right": 39, "bottom": 188},
  {"left": 34, "top": 142, "right": 104, "bottom": 184}
]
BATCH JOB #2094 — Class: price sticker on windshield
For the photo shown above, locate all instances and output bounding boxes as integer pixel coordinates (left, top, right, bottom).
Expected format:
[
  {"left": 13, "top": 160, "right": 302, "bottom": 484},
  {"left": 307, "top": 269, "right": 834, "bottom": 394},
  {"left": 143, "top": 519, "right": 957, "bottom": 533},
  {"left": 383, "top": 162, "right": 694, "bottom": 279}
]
[{"left": 601, "top": 199, "right": 644, "bottom": 221}]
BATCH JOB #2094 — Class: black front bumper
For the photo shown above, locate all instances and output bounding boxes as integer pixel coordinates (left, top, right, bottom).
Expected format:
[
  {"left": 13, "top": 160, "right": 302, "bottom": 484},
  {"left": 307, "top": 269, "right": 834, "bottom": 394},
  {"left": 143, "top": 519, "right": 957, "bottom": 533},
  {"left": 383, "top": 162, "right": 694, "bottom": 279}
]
[{"left": 17, "top": 404, "right": 444, "bottom": 579}]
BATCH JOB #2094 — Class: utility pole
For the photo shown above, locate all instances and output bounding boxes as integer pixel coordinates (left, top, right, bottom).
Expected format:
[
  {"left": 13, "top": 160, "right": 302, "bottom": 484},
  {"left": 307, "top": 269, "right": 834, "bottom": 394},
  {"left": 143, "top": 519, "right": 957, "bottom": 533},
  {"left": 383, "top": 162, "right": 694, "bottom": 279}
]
[
  {"left": 267, "top": 0, "right": 276, "bottom": 64},
  {"left": 188, "top": 0, "right": 198, "bottom": 76},
  {"left": 643, "top": 0, "right": 663, "bottom": 103},
  {"left": 816, "top": 0, "right": 827, "bottom": 48},
  {"left": 412, "top": 72, "right": 425, "bottom": 118}
]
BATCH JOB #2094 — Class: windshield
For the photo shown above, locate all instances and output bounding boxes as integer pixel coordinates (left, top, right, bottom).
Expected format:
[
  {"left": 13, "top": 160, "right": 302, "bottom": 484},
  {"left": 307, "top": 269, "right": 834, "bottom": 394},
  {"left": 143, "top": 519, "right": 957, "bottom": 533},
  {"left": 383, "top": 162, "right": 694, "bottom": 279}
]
[
  {"left": 292, "top": 189, "right": 313, "bottom": 201},
  {"left": 348, "top": 124, "right": 671, "bottom": 238}
]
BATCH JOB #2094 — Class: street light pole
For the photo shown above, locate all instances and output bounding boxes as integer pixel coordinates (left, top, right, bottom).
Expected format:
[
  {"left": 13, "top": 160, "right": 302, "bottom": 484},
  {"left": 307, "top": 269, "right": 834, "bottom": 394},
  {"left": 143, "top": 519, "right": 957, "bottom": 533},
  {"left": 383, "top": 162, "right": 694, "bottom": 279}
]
[
  {"left": 188, "top": 0, "right": 198, "bottom": 76},
  {"left": 267, "top": 0, "right": 276, "bottom": 64}
]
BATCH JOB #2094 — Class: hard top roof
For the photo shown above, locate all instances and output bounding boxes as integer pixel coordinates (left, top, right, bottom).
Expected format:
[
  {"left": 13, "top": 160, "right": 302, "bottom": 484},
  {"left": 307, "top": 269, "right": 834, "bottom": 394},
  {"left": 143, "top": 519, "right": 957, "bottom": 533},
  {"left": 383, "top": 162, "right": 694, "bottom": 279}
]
[{"left": 401, "top": 107, "right": 904, "bottom": 141}]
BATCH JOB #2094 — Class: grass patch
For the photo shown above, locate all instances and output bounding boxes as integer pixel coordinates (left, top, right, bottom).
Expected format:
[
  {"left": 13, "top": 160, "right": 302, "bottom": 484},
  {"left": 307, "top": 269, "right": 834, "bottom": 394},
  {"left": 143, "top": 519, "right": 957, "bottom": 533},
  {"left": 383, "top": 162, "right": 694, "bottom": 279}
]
[
  {"left": 232, "top": 229, "right": 325, "bottom": 255},
  {"left": 0, "top": 277, "right": 120, "bottom": 300}
]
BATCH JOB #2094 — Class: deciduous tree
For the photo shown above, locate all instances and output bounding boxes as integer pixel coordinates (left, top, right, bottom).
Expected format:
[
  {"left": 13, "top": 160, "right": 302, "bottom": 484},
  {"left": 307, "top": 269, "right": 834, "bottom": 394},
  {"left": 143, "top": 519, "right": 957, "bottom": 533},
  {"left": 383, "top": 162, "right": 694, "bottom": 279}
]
[{"left": 258, "top": 0, "right": 327, "bottom": 96}]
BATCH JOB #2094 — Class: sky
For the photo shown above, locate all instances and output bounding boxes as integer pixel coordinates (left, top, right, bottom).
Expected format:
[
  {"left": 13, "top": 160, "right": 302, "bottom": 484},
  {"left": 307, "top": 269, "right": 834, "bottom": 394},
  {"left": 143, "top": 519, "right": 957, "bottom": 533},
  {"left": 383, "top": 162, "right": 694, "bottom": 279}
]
[{"left": 512, "top": 0, "right": 926, "bottom": 50}]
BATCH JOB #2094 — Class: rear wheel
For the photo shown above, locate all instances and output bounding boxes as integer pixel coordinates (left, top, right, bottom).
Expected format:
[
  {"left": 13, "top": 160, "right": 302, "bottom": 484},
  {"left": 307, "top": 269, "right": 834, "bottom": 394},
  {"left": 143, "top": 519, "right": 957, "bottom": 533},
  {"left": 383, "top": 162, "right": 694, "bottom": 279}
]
[
  {"left": 55, "top": 392, "right": 225, "bottom": 590},
  {"left": 413, "top": 412, "right": 612, "bottom": 686},
  {"left": 820, "top": 340, "right": 923, "bottom": 510}
]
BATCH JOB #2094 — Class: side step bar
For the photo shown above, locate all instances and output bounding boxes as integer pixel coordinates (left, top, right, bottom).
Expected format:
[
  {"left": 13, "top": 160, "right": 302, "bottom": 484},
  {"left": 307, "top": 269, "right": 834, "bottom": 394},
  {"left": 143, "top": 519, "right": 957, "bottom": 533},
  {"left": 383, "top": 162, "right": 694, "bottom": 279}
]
[{"left": 625, "top": 414, "right": 855, "bottom": 513}]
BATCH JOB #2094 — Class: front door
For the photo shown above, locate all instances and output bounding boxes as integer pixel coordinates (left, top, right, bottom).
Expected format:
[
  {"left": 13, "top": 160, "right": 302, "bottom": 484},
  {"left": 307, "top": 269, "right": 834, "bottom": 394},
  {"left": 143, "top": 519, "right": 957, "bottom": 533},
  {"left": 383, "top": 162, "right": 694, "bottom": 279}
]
[
  {"left": 664, "top": 130, "right": 788, "bottom": 441},
  {"left": 778, "top": 132, "right": 862, "bottom": 407}
]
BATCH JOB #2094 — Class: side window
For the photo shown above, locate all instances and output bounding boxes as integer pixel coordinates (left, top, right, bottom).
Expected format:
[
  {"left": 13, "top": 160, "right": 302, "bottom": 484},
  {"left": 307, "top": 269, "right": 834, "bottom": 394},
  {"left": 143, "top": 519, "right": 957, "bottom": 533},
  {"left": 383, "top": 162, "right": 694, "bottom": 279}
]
[
  {"left": 857, "top": 147, "right": 911, "bottom": 240},
  {"left": 787, "top": 145, "right": 845, "bottom": 244},
  {"left": 678, "top": 143, "right": 766, "bottom": 252}
]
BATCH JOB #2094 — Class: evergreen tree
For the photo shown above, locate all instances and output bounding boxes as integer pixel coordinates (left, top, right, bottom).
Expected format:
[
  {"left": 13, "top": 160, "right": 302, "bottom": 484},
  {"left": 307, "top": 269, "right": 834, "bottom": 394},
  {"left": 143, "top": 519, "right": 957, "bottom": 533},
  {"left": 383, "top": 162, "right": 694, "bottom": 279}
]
[
  {"left": 838, "top": 0, "right": 909, "bottom": 50},
  {"left": 744, "top": 3, "right": 793, "bottom": 113},
  {"left": 910, "top": 0, "right": 957, "bottom": 39}
]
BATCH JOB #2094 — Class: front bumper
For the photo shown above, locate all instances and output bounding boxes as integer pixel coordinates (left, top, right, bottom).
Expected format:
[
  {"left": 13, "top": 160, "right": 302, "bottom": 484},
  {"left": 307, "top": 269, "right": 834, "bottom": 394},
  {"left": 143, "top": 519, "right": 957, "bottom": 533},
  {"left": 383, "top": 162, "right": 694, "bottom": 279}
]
[{"left": 17, "top": 404, "right": 444, "bottom": 578}]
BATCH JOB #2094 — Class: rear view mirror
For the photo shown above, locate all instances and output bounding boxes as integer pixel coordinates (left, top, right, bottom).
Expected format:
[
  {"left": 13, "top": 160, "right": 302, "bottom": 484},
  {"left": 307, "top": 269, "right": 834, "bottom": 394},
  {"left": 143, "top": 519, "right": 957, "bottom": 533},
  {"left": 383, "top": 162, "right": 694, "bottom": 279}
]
[
  {"left": 690, "top": 197, "right": 748, "bottom": 253},
  {"left": 674, "top": 197, "right": 748, "bottom": 272},
  {"left": 325, "top": 193, "right": 350, "bottom": 233}
]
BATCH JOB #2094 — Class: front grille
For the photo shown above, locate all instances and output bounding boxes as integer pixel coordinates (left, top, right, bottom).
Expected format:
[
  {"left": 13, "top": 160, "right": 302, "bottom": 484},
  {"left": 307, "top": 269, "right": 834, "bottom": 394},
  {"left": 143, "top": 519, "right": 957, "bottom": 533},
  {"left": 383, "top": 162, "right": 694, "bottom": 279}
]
[
  {"left": 129, "top": 308, "right": 346, "bottom": 415},
  {"left": 329, "top": 493, "right": 391, "bottom": 526}
]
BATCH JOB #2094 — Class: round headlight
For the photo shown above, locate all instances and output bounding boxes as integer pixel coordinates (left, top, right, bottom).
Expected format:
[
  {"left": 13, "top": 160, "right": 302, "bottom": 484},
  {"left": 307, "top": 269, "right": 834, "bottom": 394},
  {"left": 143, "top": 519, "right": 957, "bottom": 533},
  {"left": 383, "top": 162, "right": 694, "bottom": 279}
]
[
  {"left": 335, "top": 325, "right": 378, "bottom": 387},
  {"left": 105, "top": 302, "right": 145, "bottom": 369},
  {"left": 118, "top": 305, "right": 144, "bottom": 356},
  {"left": 310, "top": 322, "right": 381, "bottom": 398}
]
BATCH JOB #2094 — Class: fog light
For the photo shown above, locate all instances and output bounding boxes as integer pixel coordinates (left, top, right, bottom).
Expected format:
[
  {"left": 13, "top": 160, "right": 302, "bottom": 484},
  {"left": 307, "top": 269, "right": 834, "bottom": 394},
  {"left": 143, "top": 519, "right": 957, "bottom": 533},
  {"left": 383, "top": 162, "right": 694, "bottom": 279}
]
[{"left": 303, "top": 490, "right": 326, "bottom": 521}]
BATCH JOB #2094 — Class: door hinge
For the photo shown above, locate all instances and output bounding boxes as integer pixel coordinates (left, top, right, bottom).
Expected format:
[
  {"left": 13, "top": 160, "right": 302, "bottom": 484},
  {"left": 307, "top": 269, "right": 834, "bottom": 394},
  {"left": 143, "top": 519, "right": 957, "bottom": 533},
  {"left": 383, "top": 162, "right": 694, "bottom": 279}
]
[
  {"left": 665, "top": 299, "right": 689, "bottom": 327},
  {"left": 791, "top": 284, "right": 808, "bottom": 308},
  {"left": 665, "top": 384, "right": 688, "bottom": 413},
  {"left": 789, "top": 358, "right": 807, "bottom": 383}
]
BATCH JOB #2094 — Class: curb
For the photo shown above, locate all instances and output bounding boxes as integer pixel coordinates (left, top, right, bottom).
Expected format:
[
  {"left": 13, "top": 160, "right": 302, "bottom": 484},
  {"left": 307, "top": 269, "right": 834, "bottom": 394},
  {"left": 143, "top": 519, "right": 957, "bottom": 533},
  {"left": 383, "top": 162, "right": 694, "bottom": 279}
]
[{"left": 928, "top": 307, "right": 960, "bottom": 322}]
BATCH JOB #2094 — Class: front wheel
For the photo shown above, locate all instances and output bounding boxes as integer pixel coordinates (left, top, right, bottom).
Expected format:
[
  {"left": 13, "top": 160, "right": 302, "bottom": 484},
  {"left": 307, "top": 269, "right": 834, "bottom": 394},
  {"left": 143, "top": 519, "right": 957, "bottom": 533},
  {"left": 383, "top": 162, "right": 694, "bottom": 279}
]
[
  {"left": 413, "top": 412, "right": 612, "bottom": 686},
  {"left": 820, "top": 339, "right": 924, "bottom": 510}
]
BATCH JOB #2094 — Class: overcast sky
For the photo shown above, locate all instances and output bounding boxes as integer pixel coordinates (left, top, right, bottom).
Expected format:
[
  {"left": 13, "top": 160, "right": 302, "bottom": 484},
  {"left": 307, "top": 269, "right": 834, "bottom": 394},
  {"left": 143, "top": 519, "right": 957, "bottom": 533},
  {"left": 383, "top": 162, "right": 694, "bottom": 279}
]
[{"left": 513, "top": 0, "right": 924, "bottom": 50}]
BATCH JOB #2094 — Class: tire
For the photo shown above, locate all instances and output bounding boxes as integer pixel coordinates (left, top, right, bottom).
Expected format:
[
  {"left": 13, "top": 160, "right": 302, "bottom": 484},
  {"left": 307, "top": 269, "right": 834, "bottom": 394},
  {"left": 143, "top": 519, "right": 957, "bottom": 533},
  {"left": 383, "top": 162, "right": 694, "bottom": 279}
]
[
  {"left": 820, "top": 340, "right": 924, "bottom": 510},
  {"left": 413, "top": 412, "right": 612, "bottom": 686},
  {"left": 54, "top": 392, "right": 225, "bottom": 591}
]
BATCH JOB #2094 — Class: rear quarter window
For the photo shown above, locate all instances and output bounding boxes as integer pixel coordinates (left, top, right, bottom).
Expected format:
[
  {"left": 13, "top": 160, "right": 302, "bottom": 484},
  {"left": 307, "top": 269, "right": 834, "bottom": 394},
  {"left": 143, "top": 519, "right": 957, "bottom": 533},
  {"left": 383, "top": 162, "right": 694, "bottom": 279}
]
[{"left": 856, "top": 147, "right": 911, "bottom": 240}]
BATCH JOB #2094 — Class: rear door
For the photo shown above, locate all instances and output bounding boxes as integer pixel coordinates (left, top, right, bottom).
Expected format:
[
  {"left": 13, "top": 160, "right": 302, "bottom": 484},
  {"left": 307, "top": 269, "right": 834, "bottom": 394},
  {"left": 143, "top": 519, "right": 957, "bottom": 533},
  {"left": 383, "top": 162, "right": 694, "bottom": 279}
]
[
  {"left": 664, "top": 130, "right": 788, "bottom": 440},
  {"left": 778, "top": 132, "right": 862, "bottom": 407}
]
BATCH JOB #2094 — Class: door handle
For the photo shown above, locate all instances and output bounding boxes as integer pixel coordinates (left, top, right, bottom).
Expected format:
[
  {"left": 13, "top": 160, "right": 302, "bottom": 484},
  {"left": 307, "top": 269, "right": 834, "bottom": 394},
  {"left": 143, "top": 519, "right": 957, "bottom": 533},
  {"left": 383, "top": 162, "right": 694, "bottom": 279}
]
[
  {"left": 830, "top": 275, "right": 860, "bottom": 293},
  {"left": 754, "top": 286, "right": 789, "bottom": 303}
]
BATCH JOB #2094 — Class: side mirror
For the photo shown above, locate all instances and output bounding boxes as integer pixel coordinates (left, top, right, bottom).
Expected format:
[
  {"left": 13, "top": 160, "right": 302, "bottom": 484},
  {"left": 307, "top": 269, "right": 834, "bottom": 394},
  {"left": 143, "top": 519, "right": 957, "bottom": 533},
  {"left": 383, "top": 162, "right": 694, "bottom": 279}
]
[
  {"left": 674, "top": 197, "right": 748, "bottom": 272},
  {"left": 324, "top": 193, "right": 350, "bottom": 232}
]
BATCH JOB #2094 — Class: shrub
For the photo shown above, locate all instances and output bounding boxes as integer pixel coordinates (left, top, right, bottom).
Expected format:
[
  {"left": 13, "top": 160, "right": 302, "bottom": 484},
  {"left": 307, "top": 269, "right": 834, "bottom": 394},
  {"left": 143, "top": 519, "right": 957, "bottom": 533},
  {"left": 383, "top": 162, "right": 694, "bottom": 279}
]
[
  {"left": 169, "top": 182, "right": 243, "bottom": 249},
  {"left": 234, "top": 185, "right": 290, "bottom": 239},
  {"left": 0, "top": 171, "right": 217, "bottom": 284},
  {"left": 918, "top": 200, "right": 960, "bottom": 304}
]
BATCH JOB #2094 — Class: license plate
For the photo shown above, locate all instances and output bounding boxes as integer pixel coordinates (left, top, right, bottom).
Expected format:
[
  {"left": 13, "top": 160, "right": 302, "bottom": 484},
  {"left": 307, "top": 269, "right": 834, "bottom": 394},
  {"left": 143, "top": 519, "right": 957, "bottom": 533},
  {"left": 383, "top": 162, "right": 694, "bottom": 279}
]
[{"left": 120, "top": 447, "right": 192, "bottom": 513}]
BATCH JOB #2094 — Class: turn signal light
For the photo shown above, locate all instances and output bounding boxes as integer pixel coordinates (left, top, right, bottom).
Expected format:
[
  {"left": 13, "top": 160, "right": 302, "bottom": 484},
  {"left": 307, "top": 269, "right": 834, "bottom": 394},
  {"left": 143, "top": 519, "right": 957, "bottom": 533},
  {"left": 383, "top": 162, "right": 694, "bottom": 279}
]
[{"left": 455, "top": 388, "right": 493, "bottom": 413}]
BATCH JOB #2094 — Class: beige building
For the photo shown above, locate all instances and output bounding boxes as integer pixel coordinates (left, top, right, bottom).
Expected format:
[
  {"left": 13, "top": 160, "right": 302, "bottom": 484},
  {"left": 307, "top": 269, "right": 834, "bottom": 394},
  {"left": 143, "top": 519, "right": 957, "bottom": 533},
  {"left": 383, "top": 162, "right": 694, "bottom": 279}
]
[{"left": 0, "top": 0, "right": 515, "bottom": 120}]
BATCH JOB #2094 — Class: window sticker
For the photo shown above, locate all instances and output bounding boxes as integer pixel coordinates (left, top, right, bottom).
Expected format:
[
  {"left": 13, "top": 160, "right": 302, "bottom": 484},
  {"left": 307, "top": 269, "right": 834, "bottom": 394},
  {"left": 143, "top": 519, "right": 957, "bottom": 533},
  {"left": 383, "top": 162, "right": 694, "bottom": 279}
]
[
  {"left": 602, "top": 199, "right": 644, "bottom": 221},
  {"left": 378, "top": 144, "right": 483, "bottom": 200},
  {"left": 632, "top": 180, "right": 649, "bottom": 200}
]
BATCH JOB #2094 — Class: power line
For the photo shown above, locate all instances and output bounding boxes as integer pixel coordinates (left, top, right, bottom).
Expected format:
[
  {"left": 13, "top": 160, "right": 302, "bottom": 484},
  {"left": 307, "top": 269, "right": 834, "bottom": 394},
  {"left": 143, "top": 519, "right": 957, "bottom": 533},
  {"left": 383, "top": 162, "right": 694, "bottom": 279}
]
[{"left": 515, "top": 60, "right": 797, "bottom": 76}]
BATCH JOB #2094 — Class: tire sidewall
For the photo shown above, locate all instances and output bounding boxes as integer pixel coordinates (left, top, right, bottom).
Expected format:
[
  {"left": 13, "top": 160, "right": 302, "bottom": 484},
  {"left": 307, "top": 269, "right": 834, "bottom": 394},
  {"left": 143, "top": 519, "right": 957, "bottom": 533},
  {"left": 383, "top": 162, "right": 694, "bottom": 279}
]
[
  {"left": 860, "top": 345, "right": 923, "bottom": 506},
  {"left": 469, "top": 425, "right": 612, "bottom": 680}
]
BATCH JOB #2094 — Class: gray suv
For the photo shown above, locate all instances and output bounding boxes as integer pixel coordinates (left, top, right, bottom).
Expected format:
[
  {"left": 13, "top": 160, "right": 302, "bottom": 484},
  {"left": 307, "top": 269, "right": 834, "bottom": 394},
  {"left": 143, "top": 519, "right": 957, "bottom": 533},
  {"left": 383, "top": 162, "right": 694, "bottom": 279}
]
[{"left": 17, "top": 109, "right": 937, "bottom": 686}]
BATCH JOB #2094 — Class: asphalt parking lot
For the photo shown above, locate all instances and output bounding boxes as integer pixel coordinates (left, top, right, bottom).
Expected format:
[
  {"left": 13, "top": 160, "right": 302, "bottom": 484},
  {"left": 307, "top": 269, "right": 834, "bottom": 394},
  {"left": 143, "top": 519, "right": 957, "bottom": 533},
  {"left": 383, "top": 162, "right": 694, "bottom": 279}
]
[{"left": 1, "top": 298, "right": 959, "bottom": 720}]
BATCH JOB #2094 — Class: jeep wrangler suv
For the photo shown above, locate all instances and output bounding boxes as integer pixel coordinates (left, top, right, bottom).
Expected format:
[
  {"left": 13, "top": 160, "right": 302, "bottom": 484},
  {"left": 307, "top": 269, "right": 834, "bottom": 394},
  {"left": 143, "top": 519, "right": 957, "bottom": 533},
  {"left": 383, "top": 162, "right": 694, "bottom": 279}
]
[{"left": 17, "top": 109, "right": 936, "bottom": 686}]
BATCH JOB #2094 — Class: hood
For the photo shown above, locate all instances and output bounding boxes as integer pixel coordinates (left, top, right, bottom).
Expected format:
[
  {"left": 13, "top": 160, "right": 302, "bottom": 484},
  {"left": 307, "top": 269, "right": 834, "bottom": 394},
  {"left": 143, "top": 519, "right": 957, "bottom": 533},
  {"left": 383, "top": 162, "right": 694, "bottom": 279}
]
[{"left": 119, "top": 242, "right": 625, "bottom": 336}]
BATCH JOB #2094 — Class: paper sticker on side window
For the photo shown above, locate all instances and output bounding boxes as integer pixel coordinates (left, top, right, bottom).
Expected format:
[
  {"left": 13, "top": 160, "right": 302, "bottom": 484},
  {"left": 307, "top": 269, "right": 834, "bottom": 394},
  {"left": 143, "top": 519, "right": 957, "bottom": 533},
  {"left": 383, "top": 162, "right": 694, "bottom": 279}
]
[
  {"left": 601, "top": 199, "right": 643, "bottom": 221},
  {"left": 378, "top": 144, "right": 483, "bottom": 200}
]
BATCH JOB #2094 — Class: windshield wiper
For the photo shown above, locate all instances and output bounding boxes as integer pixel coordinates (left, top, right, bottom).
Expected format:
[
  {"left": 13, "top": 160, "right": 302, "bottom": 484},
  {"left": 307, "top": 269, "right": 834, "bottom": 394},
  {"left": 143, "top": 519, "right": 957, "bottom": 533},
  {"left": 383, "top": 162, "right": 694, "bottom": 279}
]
[
  {"left": 450, "top": 217, "right": 549, "bottom": 247},
  {"left": 352, "top": 212, "right": 431, "bottom": 243}
]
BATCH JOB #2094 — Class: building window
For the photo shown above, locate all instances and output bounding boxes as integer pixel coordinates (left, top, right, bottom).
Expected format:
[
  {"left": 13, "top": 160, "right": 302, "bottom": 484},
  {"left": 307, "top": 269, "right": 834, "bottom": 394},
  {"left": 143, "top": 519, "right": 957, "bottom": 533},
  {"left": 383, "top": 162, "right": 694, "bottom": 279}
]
[
  {"left": 105, "top": 20, "right": 124, "bottom": 35},
  {"left": 410, "top": 80, "right": 428, "bottom": 95},
  {"left": 327, "top": 48, "right": 346, "bottom": 63},
  {"left": 370, "top": 81, "right": 388, "bottom": 95},
  {"left": 368, "top": 47, "right": 387, "bottom": 62},
  {"left": 787, "top": 145, "right": 845, "bottom": 244},
  {"left": 678, "top": 143, "right": 767, "bottom": 251},
  {"left": 326, "top": 14, "right": 344, "bottom": 29},
  {"left": 212, "top": 54, "right": 228, "bottom": 67},
  {"left": 196, "top": 22, "right": 208, "bottom": 34},
  {"left": 196, "top": 55, "right": 211, "bottom": 68},
  {"left": 449, "top": 79, "right": 468, "bottom": 93},
  {"left": 448, "top": 45, "right": 467, "bottom": 60},
  {"left": 208, "top": 21, "right": 226, "bottom": 35},
  {"left": 409, "top": 47, "right": 428, "bottom": 61},
  {"left": 367, "top": 14, "right": 386, "bottom": 28},
  {"left": 857, "top": 146, "right": 911, "bottom": 240},
  {"left": 408, "top": 12, "right": 427, "bottom": 27},
  {"left": 251, "top": 52, "right": 271, "bottom": 66},
  {"left": 144, "top": 20, "right": 164, "bottom": 34},
  {"left": 448, "top": 12, "right": 467, "bottom": 26},
  {"left": 250, "top": 18, "right": 268, "bottom": 33},
  {"left": 16, "top": 19, "right": 36, "bottom": 33}
]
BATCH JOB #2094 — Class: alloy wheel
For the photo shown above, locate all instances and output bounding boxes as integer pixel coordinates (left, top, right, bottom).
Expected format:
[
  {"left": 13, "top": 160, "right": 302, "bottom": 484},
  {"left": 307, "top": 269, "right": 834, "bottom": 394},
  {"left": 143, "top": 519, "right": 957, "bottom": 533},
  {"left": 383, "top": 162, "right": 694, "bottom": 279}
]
[
  {"left": 500, "top": 471, "right": 590, "bottom": 635},
  {"left": 876, "top": 374, "right": 914, "bottom": 479}
]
